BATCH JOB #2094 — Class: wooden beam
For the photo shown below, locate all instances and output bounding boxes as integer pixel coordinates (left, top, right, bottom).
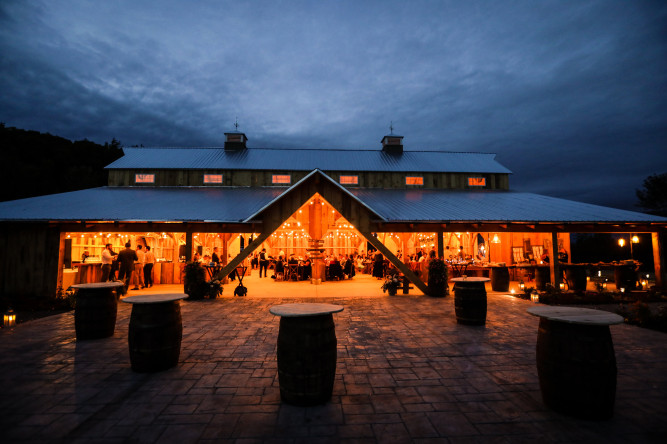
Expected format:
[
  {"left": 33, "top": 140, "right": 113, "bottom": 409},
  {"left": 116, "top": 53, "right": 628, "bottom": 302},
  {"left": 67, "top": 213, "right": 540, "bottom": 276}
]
[
  {"left": 215, "top": 231, "right": 272, "bottom": 280},
  {"left": 361, "top": 230, "right": 429, "bottom": 295}
]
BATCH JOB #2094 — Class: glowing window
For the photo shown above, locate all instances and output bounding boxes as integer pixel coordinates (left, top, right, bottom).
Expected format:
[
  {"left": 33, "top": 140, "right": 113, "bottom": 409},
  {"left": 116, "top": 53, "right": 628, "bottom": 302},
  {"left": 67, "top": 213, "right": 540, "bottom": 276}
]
[
  {"left": 135, "top": 174, "right": 155, "bottom": 184},
  {"left": 204, "top": 174, "right": 223, "bottom": 184},
  {"left": 272, "top": 174, "right": 291, "bottom": 184},
  {"left": 339, "top": 175, "right": 358, "bottom": 185},
  {"left": 468, "top": 177, "right": 486, "bottom": 187},
  {"left": 405, "top": 176, "right": 424, "bottom": 186}
]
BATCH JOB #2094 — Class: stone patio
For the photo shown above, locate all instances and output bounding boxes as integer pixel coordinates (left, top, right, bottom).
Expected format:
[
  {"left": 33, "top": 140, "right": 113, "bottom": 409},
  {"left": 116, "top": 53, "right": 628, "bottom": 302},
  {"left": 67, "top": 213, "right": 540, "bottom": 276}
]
[{"left": 1, "top": 274, "right": 666, "bottom": 443}]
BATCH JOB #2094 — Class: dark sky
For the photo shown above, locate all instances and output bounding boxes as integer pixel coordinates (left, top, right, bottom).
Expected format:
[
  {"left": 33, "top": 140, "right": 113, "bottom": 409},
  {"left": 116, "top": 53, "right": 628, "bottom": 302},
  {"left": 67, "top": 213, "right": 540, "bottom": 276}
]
[{"left": 1, "top": 1, "right": 666, "bottom": 211}]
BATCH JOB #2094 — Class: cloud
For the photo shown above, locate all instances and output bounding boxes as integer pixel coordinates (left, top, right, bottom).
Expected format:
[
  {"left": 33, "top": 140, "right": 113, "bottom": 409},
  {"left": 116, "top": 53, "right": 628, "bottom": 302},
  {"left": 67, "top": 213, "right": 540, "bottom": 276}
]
[{"left": 0, "top": 0, "right": 666, "bottom": 210}]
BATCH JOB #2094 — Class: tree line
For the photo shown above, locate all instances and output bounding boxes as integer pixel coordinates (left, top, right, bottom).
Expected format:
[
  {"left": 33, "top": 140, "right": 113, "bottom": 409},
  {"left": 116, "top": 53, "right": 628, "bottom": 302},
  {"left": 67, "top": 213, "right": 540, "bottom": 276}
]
[{"left": 0, "top": 123, "right": 123, "bottom": 202}]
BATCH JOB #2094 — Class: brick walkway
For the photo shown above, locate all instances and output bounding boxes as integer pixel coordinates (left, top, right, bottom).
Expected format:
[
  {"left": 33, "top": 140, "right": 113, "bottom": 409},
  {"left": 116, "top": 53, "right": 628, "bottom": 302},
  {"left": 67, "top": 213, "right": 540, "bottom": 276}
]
[{"left": 1, "top": 275, "right": 666, "bottom": 443}]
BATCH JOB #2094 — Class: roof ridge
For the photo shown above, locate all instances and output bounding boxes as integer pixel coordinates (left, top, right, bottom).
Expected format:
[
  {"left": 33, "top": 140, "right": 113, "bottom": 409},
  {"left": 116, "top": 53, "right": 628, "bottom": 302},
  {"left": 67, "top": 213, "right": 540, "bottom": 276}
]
[{"left": 124, "top": 146, "right": 497, "bottom": 155}]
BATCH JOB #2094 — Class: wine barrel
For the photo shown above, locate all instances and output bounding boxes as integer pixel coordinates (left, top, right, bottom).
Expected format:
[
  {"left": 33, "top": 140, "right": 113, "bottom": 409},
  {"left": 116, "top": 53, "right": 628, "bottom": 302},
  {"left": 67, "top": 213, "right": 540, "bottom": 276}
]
[
  {"left": 277, "top": 314, "right": 337, "bottom": 406},
  {"left": 490, "top": 267, "right": 510, "bottom": 292},
  {"left": 128, "top": 301, "right": 183, "bottom": 373},
  {"left": 74, "top": 287, "right": 118, "bottom": 340},
  {"left": 614, "top": 266, "right": 637, "bottom": 291},
  {"left": 454, "top": 283, "right": 487, "bottom": 325},
  {"left": 535, "top": 266, "right": 551, "bottom": 290},
  {"left": 536, "top": 318, "right": 617, "bottom": 420},
  {"left": 564, "top": 266, "right": 587, "bottom": 291}
]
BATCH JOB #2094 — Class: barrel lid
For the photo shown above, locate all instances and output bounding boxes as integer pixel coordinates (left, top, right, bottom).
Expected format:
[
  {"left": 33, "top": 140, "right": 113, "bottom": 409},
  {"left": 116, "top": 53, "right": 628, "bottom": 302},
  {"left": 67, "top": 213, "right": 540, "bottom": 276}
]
[
  {"left": 527, "top": 306, "right": 623, "bottom": 325},
  {"left": 122, "top": 294, "right": 188, "bottom": 304},
  {"left": 71, "top": 282, "right": 125, "bottom": 289},
  {"left": 270, "top": 303, "right": 344, "bottom": 317}
]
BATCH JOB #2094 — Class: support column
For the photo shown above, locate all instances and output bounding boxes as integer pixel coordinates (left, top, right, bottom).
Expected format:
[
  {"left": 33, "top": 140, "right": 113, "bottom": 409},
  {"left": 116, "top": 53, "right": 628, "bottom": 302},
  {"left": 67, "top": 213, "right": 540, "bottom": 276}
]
[
  {"left": 549, "top": 232, "right": 561, "bottom": 289},
  {"left": 184, "top": 230, "right": 193, "bottom": 262},
  {"left": 437, "top": 230, "right": 444, "bottom": 259},
  {"left": 652, "top": 232, "right": 665, "bottom": 289}
]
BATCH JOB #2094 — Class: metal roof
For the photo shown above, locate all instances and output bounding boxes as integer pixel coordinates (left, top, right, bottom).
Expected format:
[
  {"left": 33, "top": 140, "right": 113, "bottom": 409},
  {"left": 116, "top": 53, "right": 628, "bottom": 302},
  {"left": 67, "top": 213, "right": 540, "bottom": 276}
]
[
  {"left": 0, "top": 187, "right": 283, "bottom": 222},
  {"left": 1, "top": 186, "right": 664, "bottom": 225},
  {"left": 350, "top": 189, "right": 667, "bottom": 223},
  {"left": 105, "top": 147, "right": 513, "bottom": 174}
]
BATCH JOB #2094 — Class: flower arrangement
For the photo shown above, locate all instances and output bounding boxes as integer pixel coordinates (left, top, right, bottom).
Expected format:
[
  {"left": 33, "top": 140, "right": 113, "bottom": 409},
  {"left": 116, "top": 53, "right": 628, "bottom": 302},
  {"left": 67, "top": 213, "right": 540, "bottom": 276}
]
[
  {"left": 208, "top": 279, "right": 223, "bottom": 298},
  {"left": 381, "top": 274, "right": 401, "bottom": 295}
]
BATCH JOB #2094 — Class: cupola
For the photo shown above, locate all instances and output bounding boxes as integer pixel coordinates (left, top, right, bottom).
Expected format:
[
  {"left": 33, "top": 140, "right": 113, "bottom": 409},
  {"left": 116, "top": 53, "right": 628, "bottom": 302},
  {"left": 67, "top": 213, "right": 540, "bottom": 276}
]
[
  {"left": 224, "top": 119, "right": 248, "bottom": 151},
  {"left": 381, "top": 122, "right": 403, "bottom": 154}
]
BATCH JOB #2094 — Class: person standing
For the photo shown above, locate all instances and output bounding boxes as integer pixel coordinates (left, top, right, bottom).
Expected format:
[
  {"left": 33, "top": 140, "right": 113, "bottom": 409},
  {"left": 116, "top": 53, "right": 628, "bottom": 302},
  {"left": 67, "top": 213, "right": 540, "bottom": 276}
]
[
  {"left": 211, "top": 247, "right": 220, "bottom": 264},
  {"left": 143, "top": 245, "right": 156, "bottom": 288},
  {"left": 259, "top": 248, "right": 268, "bottom": 278},
  {"left": 100, "top": 243, "right": 116, "bottom": 282},
  {"left": 132, "top": 244, "right": 145, "bottom": 290},
  {"left": 117, "top": 242, "right": 138, "bottom": 291}
]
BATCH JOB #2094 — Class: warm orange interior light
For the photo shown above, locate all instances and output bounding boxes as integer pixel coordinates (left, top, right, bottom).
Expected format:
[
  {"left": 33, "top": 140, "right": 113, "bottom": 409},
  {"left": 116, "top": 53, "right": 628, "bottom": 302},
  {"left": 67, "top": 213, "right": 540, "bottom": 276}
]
[
  {"left": 204, "top": 174, "right": 223, "bottom": 184},
  {"left": 339, "top": 175, "right": 358, "bottom": 185},
  {"left": 272, "top": 175, "right": 291, "bottom": 184},
  {"left": 405, "top": 176, "right": 424, "bottom": 185},
  {"left": 468, "top": 177, "right": 486, "bottom": 186},
  {"left": 135, "top": 174, "right": 155, "bottom": 183}
]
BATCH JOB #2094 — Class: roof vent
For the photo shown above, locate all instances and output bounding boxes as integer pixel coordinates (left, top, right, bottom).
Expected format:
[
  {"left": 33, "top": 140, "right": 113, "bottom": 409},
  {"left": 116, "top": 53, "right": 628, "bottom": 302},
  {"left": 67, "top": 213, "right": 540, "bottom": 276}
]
[
  {"left": 381, "top": 122, "right": 403, "bottom": 154},
  {"left": 224, "top": 119, "right": 248, "bottom": 150}
]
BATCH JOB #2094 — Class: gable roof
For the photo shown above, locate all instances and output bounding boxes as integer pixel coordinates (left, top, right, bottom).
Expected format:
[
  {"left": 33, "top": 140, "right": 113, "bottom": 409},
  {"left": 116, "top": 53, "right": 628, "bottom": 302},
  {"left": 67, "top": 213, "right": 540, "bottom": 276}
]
[{"left": 105, "top": 147, "right": 512, "bottom": 174}]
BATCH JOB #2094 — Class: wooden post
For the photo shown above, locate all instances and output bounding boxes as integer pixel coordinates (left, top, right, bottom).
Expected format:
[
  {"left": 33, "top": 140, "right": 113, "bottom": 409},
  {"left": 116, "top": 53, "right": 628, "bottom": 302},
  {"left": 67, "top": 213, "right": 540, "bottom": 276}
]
[
  {"left": 437, "top": 230, "right": 444, "bottom": 259},
  {"left": 184, "top": 230, "right": 193, "bottom": 262},
  {"left": 652, "top": 232, "right": 665, "bottom": 289},
  {"left": 549, "top": 232, "right": 561, "bottom": 289}
]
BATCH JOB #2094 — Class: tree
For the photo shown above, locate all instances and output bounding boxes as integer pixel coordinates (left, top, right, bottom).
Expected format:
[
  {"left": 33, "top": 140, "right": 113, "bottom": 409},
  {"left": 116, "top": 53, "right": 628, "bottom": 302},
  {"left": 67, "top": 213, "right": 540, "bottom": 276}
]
[{"left": 636, "top": 173, "right": 667, "bottom": 217}]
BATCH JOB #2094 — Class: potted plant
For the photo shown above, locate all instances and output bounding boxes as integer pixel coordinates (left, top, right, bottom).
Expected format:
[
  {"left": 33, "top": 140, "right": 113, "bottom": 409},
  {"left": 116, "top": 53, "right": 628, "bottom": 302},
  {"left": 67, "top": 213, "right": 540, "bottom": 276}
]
[
  {"left": 381, "top": 274, "right": 401, "bottom": 296},
  {"left": 183, "top": 261, "right": 207, "bottom": 300},
  {"left": 208, "top": 279, "right": 223, "bottom": 298},
  {"left": 427, "top": 258, "right": 448, "bottom": 297}
]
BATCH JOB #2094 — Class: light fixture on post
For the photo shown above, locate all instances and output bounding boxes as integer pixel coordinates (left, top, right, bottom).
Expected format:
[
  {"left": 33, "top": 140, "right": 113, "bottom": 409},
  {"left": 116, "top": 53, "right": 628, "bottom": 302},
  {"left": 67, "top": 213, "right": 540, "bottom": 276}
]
[{"left": 3, "top": 308, "right": 16, "bottom": 328}]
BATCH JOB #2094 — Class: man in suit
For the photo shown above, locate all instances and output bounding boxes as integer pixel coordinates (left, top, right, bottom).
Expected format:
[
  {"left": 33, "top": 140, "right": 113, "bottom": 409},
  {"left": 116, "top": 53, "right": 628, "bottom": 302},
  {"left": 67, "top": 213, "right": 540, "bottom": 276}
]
[{"left": 117, "top": 242, "right": 138, "bottom": 291}]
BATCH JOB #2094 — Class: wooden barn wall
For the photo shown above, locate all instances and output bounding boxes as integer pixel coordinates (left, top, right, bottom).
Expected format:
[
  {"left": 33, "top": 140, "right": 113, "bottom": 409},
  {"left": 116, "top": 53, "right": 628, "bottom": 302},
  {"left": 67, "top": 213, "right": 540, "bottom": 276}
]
[
  {"left": 109, "top": 169, "right": 510, "bottom": 190},
  {"left": 0, "top": 223, "right": 61, "bottom": 299}
]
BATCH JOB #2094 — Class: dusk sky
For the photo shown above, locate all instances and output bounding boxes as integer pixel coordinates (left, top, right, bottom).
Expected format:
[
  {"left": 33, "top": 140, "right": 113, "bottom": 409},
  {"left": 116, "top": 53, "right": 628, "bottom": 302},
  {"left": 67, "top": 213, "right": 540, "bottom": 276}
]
[{"left": 1, "top": 0, "right": 665, "bottom": 210}]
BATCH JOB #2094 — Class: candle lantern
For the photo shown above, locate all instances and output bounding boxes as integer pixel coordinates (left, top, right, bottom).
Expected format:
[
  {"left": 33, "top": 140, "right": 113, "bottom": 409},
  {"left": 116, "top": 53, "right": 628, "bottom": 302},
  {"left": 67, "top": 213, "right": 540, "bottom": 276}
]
[
  {"left": 620, "top": 287, "right": 625, "bottom": 293},
  {"left": 559, "top": 282, "right": 565, "bottom": 290},
  {"left": 530, "top": 290, "right": 539, "bottom": 303},
  {"left": 3, "top": 308, "right": 16, "bottom": 328},
  {"left": 519, "top": 280, "right": 525, "bottom": 291},
  {"left": 602, "top": 281, "right": 608, "bottom": 290},
  {"left": 641, "top": 279, "right": 648, "bottom": 289}
]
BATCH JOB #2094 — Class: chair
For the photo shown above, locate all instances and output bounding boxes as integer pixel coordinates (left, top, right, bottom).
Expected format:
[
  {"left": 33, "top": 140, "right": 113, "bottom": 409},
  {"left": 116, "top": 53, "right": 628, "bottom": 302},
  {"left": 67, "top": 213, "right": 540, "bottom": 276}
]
[
  {"left": 512, "top": 247, "right": 525, "bottom": 264},
  {"left": 288, "top": 264, "right": 298, "bottom": 281}
]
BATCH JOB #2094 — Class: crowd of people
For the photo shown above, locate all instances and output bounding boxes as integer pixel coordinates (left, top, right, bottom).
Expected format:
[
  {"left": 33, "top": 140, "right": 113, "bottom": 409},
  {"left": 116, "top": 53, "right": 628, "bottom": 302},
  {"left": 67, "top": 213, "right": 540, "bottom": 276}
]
[{"left": 100, "top": 242, "right": 156, "bottom": 291}]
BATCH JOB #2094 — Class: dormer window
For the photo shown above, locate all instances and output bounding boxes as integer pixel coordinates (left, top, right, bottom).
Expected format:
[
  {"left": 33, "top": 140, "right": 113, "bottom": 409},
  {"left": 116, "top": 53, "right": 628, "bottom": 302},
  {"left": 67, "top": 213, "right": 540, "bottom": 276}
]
[{"left": 135, "top": 173, "right": 155, "bottom": 184}]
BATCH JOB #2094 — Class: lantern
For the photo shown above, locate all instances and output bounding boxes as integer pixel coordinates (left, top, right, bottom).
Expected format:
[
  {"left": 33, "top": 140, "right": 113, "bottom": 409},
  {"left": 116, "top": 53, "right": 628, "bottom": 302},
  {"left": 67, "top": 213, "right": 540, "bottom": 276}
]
[
  {"left": 559, "top": 282, "right": 565, "bottom": 290},
  {"left": 631, "top": 235, "right": 639, "bottom": 244},
  {"left": 618, "top": 238, "right": 626, "bottom": 247},
  {"left": 620, "top": 287, "right": 625, "bottom": 293},
  {"left": 519, "top": 280, "right": 525, "bottom": 291},
  {"left": 602, "top": 281, "right": 608, "bottom": 290},
  {"left": 641, "top": 279, "right": 648, "bottom": 289},
  {"left": 530, "top": 290, "right": 539, "bottom": 303},
  {"left": 3, "top": 308, "right": 16, "bottom": 328}
]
